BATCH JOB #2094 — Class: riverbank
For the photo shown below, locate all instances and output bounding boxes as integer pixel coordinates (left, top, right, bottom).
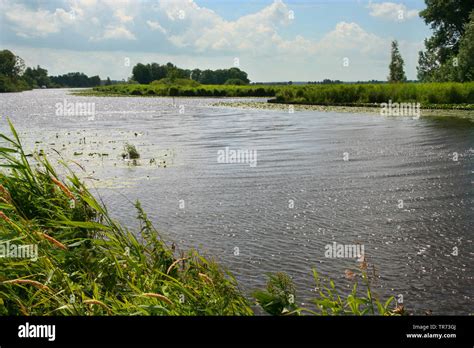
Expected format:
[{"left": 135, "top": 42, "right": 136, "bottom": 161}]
[{"left": 0, "top": 119, "right": 402, "bottom": 316}]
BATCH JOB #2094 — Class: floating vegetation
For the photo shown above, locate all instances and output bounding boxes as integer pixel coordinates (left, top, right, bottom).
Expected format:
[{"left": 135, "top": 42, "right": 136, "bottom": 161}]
[{"left": 122, "top": 143, "right": 140, "bottom": 160}]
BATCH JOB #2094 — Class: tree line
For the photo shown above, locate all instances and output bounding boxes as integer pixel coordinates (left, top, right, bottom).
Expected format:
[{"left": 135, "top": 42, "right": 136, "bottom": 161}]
[
  {"left": 0, "top": 50, "right": 104, "bottom": 92},
  {"left": 132, "top": 62, "right": 250, "bottom": 85}
]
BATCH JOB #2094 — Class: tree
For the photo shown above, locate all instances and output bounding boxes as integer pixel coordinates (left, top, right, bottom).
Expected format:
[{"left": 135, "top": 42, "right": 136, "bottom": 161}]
[
  {"left": 150, "top": 63, "right": 167, "bottom": 81},
  {"left": 0, "top": 50, "right": 24, "bottom": 77},
  {"left": 23, "top": 65, "right": 50, "bottom": 87},
  {"left": 89, "top": 75, "right": 101, "bottom": 86},
  {"left": 131, "top": 61, "right": 251, "bottom": 85},
  {"left": 198, "top": 70, "right": 216, "bottom": 84},
  {"left": 132, "top": 63, "right": 152, "bottom": 84},
  {"left": 456, "top": 11, "right": 474, "bottom": 81},
  {"left": 49, "top": 72, "right": 102, "bottom": 87},
  {"left": 190, "top": 69, "right": 201, "bottom": 81},
  {"left": 417, "top": 0, "right": 474, "bottom": 81},
  {"left": 105, "top": 77, "right": 112, "bottom": 85},
  {"left": 388, "top": 40, "right": 407, "bottom": 83}
]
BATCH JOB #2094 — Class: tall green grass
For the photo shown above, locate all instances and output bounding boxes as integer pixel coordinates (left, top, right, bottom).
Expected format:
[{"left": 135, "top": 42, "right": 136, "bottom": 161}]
[
  {"left": 273, "top": 82, "right": 474, "bottom": 107},
  {"left": 0, "top": 120, "right": 403, "bottom": 316},
  {"left": 91, "top": 83, "right": 278, "bottom": 97}
]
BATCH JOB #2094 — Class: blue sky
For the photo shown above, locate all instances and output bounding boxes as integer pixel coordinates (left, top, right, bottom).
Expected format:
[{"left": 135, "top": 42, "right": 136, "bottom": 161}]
[{"left": 0, "top": 0, "right": 432, "bottom": 81}]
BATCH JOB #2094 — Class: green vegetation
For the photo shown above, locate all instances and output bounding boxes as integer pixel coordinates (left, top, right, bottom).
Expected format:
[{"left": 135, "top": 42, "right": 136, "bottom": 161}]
[
  {"left": 122, "top": 143, "right": 140, "bottom": 160},
  {"left": 0, "top": 50, "right": 30, "bottom": 92},
  {"left": 0, "top": 49, "right": 102, "bottom": 92},
  {"left": 86, "top": 83, "right": 277, "bottom": 97},
  {"left": 224, "top": 78, "right": 248, "bottom": 85},
  {"left": 132, "top": 61, "right": 250, "bottom": 85},
  {"left": 150, "top": 78, "right": 200, "bottom": 87},
  {"left": 49, "top": 72, "right": 101, "bottom": 88},
  {"left": 417, "top": 0, "right": 474, "bottom": 82},
  {"left": 0, "top": 120, "right": 403, "bottom": 316},
  {"left": 272, "top": 82, "right": 474, "bottom": 108},
  {"left": 255, "top": 266, "right": 405, "bottom": 316},
  {"left": 83, "top": 81, "right": 474, "bottom": 110}
]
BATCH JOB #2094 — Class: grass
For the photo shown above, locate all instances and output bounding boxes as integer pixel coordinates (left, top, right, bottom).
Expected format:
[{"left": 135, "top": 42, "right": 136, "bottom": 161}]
[
  {"left": 272, "top": 82, "right": 474, "bottom": 109},
  {"left": 0, "top": 119, "right": 404, "bottom": 316},
  {"left": 81, "top": 83, "right": 278, "bottom": 97},
  {"left": 77, "top": 82, "right": 474, "bottom": 110}
]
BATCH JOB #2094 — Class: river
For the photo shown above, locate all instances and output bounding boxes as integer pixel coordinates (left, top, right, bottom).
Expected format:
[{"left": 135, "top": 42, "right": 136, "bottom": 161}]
[{"left": 0, "top": 89, "right": 472, "bottom": 314}]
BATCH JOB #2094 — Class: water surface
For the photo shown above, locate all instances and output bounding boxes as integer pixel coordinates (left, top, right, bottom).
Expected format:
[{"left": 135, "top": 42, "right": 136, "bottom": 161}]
[{"left": 1, "top": 89, "right": 472, "bottom": 314}]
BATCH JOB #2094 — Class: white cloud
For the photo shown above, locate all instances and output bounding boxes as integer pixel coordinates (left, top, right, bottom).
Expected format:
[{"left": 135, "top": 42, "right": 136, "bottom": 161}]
[
  {"left": 90, "top": 25, "right": 136, "bottom": 41},
  {"left": 317, "top": 21, "right": 387, "bottom": 56},
  {"left": 159, "top": 0, "right": 297, "bottom": 55},
  {"left": 115, "top": 9, "right": 134, "bottom": 23},
  {"left": 367, "top": 2, "right": 419, "bottom": 21},
  {"left": 3, "top": 3, "right": 74, "bottom": 38},
  {"left": 146, "top": 20, "right": 167, "bottom": 34}
]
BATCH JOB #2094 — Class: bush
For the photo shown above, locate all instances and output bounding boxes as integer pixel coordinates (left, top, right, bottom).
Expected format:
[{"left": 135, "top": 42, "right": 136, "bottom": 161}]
[
  {"left": 224, "top": 78, "right": 247, "bottom": 85},
  {"left": 152, "top": 78, "right": 200, "bottom": 87},
  {"left": 0, "top": 75, "right": 31, "bottom": 92}
]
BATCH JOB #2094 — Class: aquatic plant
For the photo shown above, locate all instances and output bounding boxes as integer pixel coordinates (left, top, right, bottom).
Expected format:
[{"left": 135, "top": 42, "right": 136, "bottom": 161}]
[{"left": 122, "top": 143, "right": 140, "bottom": 160}]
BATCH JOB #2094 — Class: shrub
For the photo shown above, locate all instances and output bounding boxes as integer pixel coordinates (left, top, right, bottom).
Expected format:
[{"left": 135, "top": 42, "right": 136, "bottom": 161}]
[{"left": 224, "top": 78, "right": 247, "bottom": 85}]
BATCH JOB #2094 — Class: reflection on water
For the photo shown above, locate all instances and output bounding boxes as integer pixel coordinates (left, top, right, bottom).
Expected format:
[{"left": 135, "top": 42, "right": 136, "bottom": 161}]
[{"left": 1, "top": 89, "right": 472, "bottom": 314}]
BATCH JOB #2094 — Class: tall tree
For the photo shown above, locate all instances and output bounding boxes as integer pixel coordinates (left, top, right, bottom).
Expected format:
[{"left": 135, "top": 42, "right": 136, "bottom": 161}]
[
  {"left": 417, "top": 0, "right": 474, "bottom": 81},
  {"left": 388, "top": 40, "right": 407, "bottom": 82}
]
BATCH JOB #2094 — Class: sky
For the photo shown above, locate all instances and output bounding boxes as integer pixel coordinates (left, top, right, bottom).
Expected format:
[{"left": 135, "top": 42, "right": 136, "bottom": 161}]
[{"left": 0, "top": 0, "right": 432, "bottom": 82}]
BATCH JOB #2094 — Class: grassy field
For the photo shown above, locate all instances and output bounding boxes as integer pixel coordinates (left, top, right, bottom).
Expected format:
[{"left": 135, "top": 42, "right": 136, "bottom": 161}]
[
  {"left": 80, "top": 82, "right": 474, "bottom": 109},
  {"left": 0, "top": 120, "right": 404, "bottom": 316}
]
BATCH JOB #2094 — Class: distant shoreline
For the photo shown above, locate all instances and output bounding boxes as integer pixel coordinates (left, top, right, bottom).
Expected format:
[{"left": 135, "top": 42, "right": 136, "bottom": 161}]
[{"left": 72, "top": 84, "right": 474, "bottom": 120}]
